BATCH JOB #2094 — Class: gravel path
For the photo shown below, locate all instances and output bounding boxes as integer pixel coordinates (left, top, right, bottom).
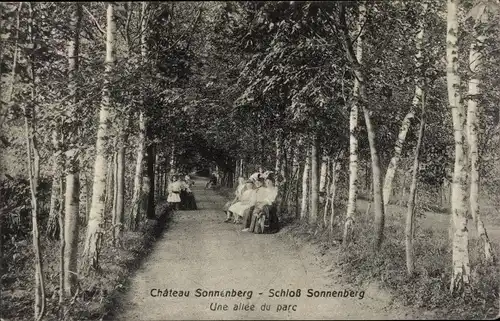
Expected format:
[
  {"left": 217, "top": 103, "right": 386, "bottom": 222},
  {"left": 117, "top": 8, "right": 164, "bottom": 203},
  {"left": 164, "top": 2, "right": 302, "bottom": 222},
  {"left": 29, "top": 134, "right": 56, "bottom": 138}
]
[{"left": 114, "top": 178, "right": 414, "bottom": 320}]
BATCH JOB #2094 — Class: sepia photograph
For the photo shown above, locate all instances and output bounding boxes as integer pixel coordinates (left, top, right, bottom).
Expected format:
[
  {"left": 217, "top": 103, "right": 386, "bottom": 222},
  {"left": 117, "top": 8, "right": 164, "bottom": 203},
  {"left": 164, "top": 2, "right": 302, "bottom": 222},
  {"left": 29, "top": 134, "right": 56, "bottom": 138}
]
[{"left": 1, "top": 1, "right": 499, "bottom": 320}]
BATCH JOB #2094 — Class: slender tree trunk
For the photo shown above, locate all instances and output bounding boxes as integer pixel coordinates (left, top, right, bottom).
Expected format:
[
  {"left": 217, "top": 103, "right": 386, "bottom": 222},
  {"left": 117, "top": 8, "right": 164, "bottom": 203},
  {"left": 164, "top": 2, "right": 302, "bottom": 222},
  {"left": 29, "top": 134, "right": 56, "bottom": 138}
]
[
  {"left": 319, "top": 153, "right": 328, "bottom": 194},
  {"left": 341, "top": 2, "right": 384, "bottom": 250},
  {"left": 323, "top": 156, "right": 331, "bottom": 227},
  {"left": 47, "top": 131, "right": 63, "bottom": 239},
  {"left": 83, "top": 3, "right": 115, "bottom": 271},
  {"left": 383, "top": 3, "right": 427, "bottom": 208},
  {"left": 341, "top": 4, "right": 364, "bottom": 246},
  {"left": 169, "top": 142, "right": 176, "bottom": 174},
  {"left": 146, "top": 142, "right": 156, "bottom": 219},
  {"left": 330, "top": 154, "right": 342, "bottom": 233},
  {"left": 406, "top": 93, "right": 426, "bottom": 276},
  {"left": 114, "top": 125, "right": 126, "bottom": 245},
  {"left": 447, "top": 0, "right": 470, "bottom": 295},
  {"left": 111, "top": 148, "right": 118, "bottom": 236},
  {"left": 275, "top": 130, "right": 282, "bottom": 185},
  {"left": 58, "top": 170, "right": 65, "bottom": 308},
  {"left": 310, "top": 136, "right": 319, "bottom": 225},
  {"left": 130, "top": 111, "right": 146, "bottom": 230},
  {"left": 25, "top": 105, "right": 46, "bottom": 321},
  {"left": 300, "top": 146, "right": 310, "bottom": 220},
  {"left": 63, "top": 2, "right": 82, "bottom": 298},
  {"left": 363, "top": 108, "right": 385, "bottom": 251},
  {"left": 130, "top": 1, "right": 148, "bottom": 230},
  {"left": 25, "top": 4, "right": 45, "bottom": 319},
  {"left": 467, "top": 21, "right": 495, "bottom": 264}
]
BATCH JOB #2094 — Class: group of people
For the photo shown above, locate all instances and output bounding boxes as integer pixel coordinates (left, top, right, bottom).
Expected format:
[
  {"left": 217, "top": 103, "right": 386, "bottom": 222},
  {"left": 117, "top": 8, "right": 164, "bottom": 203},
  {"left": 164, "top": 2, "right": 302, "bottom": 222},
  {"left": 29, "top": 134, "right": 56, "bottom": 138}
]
[
  {"left": 223, "top": 170, "right": 280, "bottom": 234},
  {"left": 167, "top": 174, "right": 197, "bottom": 210}
]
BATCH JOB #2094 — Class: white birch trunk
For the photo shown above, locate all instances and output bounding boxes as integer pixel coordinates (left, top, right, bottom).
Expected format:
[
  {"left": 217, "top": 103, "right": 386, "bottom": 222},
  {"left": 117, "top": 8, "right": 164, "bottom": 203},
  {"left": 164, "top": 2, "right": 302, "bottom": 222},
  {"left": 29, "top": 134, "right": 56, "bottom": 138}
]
[
  {"left": 63, "top": 2, "right": 81, "bottom": 297},
  {"left": 406, "top": 94, "right": 425, "bottom": 276},
  {"left": 47, "top": 131, "right": 62, "bottom": 239},
  {"left": 342, "top": 4, "right": 364, "bottom": 245},
  {"left": 83, "top": 3, "right": 115, "bottom": 270},
  {"left": 383, "top": 3, "right": 427, "bottom": 208},
  {"left": 467, "top": 23, "right": 495, "bottom": 264},
  {"left": 130, "top": 1, "right": 148, "bottom": 231},
  {"left": 330, "top": 155, "right": 342, "bottom": 233},
  {"left": 26, "top": 4, "right": 45, "bottom": 319},
  {"left": 310, "top": 137, "right": 319, "bottom": 225},
  {"left": 300, "top": 147, "right": 310, "bottom": 220},
  {"left": 447, "top": 0, "right": 471, "bottom": 295},
  {"left": 275, "top": 130, "right": 282, "bottom": 185},
  {"left": 319, "top": 154, "right": 328, "bottom": 194},
  {"left": 363, "top": 107, "right": 385, "bottom": 251},
  {"left": 323, "top": 156, "right": 331, "bottom": 227}
]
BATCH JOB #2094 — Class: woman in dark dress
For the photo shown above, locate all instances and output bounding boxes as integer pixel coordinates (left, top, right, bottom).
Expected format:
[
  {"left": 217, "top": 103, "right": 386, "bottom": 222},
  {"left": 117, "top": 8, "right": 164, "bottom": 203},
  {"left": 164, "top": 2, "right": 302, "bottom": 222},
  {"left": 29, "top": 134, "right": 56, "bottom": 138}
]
[{"left": 180, "top": 174, "right": 197, "bottom": 210}]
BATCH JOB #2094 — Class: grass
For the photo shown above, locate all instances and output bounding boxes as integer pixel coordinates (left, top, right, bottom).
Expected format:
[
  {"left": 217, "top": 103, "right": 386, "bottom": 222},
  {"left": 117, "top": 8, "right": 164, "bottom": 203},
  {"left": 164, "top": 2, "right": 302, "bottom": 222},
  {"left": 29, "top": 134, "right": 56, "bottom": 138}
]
[
  {"left": 281, "top": 203, "right": 500, "bottom": 320},
  {"left": 1, "top": 199, "right": 172, "bottom": 321}
]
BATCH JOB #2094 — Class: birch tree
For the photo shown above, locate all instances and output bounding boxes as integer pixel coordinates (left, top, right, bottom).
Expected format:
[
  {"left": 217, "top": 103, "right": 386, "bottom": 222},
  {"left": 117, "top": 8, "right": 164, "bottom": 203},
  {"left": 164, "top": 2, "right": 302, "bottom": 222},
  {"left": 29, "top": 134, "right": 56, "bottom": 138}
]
[
  {"left": 83, "top": 3, "right": 116, "bottom": 270},
  {"left": 383, "top": 2, "right": 428, "bottom": 208},
  {"left": 406, "top": 92, "right": 426, "bottom": 276},
  {"left": 300, "top": 146, "right": 310, "bottom": 220},
  {"left": 24, "top": 4, "right": 46, "bottom": 319},
  {"left": 446, "top": 0, "right": 471, "bottom": 295},
  {"left": 466, "top": 0, "right": 495, "bottom": 264},
  {"left": 309, "top": 135, "right": 319, "bottom": 225},
  {"left": 63, "top": 1, "right": 82, "bottom": 298},
  {"left": 129, "top": 2, "right": 147, "bottom": 230},
  {"left": 342, "top": 4, "right": 363, "bottom": 246},
  {"left": 341, "top": 3, "right": 385, "bottom": 250}
]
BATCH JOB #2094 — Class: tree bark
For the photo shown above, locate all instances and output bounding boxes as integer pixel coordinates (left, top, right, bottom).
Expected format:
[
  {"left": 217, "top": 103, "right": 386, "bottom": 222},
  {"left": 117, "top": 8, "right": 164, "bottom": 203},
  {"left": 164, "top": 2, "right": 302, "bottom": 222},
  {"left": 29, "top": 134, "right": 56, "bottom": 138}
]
[
  {"left": 383, "top": 2, "right": 427, "bottom": 208},
  {"left": 111, "top": 148, "right": 118, "bottom": 236},
  {"left": 114, "top": 126, "right": 126, "bottom": 246},
  {"left": 25, "top": 4, "right": 46, "bottom": 319},
  {"left": 146, "top": 142, "right": 156, "bottom": 219},
  {"left": 330, "top": 154, "right": 342, "bottom": 233},
  {"left": 467, "top": 14, "right": 495, "bottom": 264},
  {"left": 446, "top": 0, "right": 470, "bottom": 295},
  {"left": 83, "top": 3, "right": 115, "bottom": 271},
  {"left": 341, "top": 3, "right": 364, "bottom": 246},
  {"left": 310, "top": 136, "right": 319, "bottom": 225},
  {"left": 323, "top": 156, "right": 331, "bottom": 227},
  {"left": 47, "top": 131, "right": 63, "bottom": 239},
  {"left": 63, "top": 2, "right": 82, "bottom": 298},
  {"left": 300, "top": 145, "right": 310, "bottom": 220},
  {"left": 341, "top": 3, "right": 384, "bottom": 250},
  {"left": 406, "top": 93, "right": 426, "bottom": 276},
  {"left": 275, "top": 130, "right": 283, "bottom": 186},
  {"left": 363, "top": 108, "right": 385, "bottom": 251},
  {"left": 319, "top": 153, "right": 328, "bottom": 194}
]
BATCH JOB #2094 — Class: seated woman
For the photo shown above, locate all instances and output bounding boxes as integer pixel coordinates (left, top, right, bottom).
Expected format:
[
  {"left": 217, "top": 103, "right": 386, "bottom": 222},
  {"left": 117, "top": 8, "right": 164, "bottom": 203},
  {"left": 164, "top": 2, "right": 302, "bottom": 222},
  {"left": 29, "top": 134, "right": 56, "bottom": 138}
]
[
  {"left": 227, "top": 180, "right": 256, "bottom": 224},
  {"left": 167, "top": 175, "right": 182, "bottom": 210},
  {"left": 223, "top": 176, "right": 246, "bottom": 223},
  {"left": 205, "top": 174, "right": 218, "bottom": 189},
  {"left": 243, "top": 175, "right": 279, "bottom": 234}
]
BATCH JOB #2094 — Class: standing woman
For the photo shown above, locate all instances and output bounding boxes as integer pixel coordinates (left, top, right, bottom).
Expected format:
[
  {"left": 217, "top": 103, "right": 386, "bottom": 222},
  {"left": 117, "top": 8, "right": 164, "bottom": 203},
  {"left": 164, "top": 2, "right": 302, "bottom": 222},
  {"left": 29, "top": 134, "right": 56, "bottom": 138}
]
[{"left": 167, "top": 175, "right": 182, "bottom": 210}]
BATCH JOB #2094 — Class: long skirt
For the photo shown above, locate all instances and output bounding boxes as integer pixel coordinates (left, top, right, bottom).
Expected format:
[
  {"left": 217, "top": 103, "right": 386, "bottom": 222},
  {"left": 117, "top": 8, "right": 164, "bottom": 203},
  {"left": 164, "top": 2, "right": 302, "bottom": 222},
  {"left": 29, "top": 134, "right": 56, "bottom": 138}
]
[
  {"left": 249, "top": 204, "right": 279, "bottom": 234},
  {"left": 228, "top": 201, "right": 253, "bottom": 217},
  {"left": 180, "top": 190, "right": 197, "bottom": 210},
  {"left": 167, "top": 191, "right": 181, "bottom": 203}
]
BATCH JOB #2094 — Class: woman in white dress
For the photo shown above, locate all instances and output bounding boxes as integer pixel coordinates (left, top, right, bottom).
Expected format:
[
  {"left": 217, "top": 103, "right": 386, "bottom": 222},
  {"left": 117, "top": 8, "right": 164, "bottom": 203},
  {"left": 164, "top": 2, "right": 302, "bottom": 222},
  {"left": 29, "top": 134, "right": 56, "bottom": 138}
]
[
  {"left": 223, "top": 177, "right": 247, "bottom": 223},
  {"left": 228, "top": 180, "right": 256, "bottom": 223},
  {"left": 167, "top": 175, "right": 182, "bottom": 210}
]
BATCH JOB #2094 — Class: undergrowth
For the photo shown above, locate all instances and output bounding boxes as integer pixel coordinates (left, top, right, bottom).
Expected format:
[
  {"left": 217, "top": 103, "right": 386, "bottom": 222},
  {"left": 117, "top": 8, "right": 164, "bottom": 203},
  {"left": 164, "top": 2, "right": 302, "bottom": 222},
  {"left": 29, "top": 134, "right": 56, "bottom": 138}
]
[
  {"left": 1, "top": 200, "right": 172, "bottom": 321},
  {"left": 282, "top": 206, "right": 499, "bottom": 320}
]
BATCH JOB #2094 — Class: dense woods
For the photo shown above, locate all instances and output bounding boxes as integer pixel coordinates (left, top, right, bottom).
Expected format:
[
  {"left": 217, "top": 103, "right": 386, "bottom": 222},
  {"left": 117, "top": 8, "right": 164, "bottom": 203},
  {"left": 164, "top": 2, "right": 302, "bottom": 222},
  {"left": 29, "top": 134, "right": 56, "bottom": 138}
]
[{"left": 1, "top": 1, "right": 499, "bottom": 320}]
